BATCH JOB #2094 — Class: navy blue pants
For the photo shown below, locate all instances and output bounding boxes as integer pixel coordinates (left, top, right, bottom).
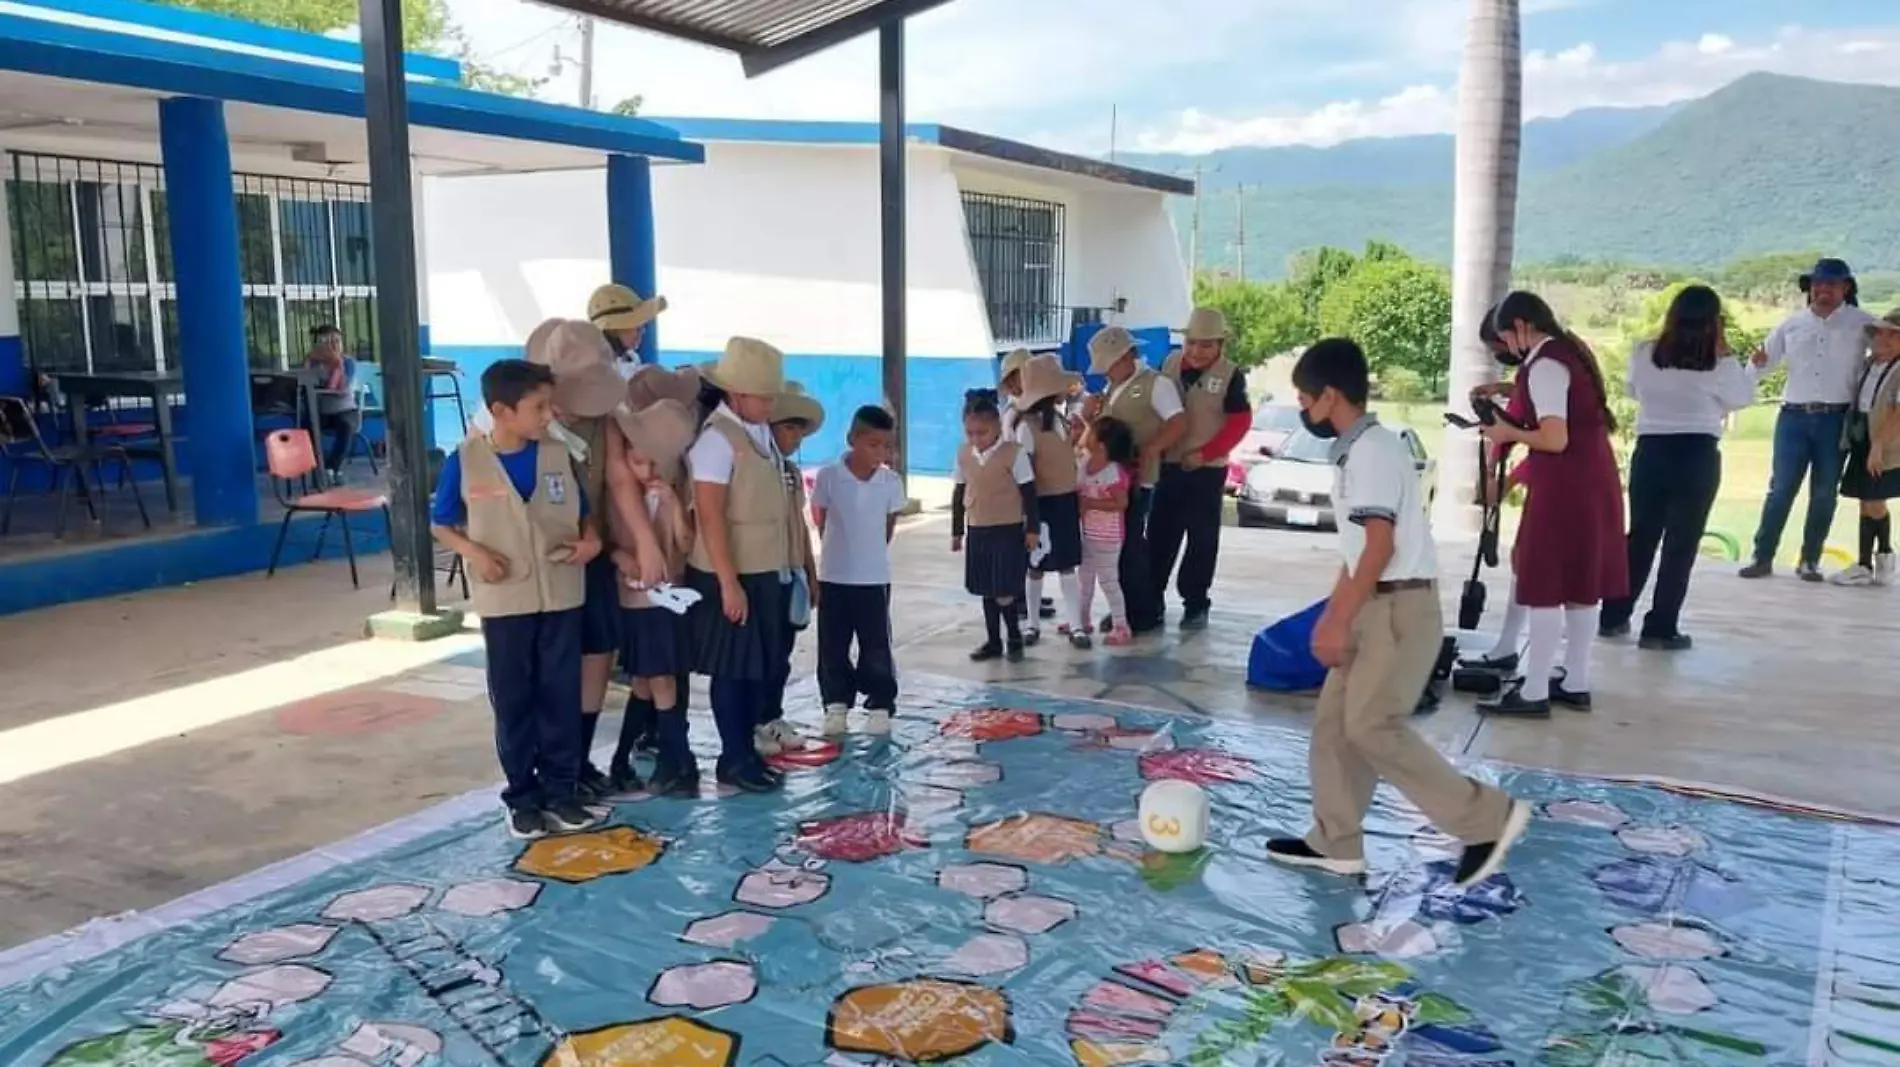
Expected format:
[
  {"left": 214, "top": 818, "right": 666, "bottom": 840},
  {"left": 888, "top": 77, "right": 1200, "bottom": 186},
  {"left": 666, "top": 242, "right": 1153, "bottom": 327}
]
[
  {"left": 759, "top": 617, "right": 799, "bottom": 726},
  {"left": 818, "top": 582, "right": 897, "bottom": 710},
  {"left": 710, "top": 675, "right": 767, "bottom": 778},
  {"left": 482, "top": 608, "right": 584, "bottom": 812},
  {"left": 1119, "top": 486, "right": 1161, "bottom": 632}
]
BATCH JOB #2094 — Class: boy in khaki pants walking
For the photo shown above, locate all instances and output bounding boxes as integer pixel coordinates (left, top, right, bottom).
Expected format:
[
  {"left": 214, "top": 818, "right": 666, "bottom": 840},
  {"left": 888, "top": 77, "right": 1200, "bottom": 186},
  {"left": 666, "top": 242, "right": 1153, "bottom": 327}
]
[{"left": 1266, "top": 339, "right": 1530, "bottom": 887}]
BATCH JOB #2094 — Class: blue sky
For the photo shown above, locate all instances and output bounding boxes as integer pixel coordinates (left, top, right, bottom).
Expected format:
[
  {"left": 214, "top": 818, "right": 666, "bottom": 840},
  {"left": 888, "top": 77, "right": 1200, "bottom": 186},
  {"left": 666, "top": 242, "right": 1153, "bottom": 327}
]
[{"left": 441, "top": 0, "right": 1900, "bottom": 153}]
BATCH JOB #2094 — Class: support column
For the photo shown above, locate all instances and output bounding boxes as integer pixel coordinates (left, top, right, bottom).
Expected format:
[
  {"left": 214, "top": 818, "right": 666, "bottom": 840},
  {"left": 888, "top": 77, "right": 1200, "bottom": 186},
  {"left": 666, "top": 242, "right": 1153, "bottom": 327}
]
[
  {"left": 606, "top": 154, "right": 659, "bottom": 365},
  {"left": 158, "top": 98, "right": 257, "bottom": 527},
  {"left": 360, "top": 0, "right": 439, "bottom": 621},
  {"left": 412, "top": 159, "right": 432, "bottom": 356},
  {"left": 878, "top": 20, "right": 908, "bottom": 484},
  {"left": 0, "top": 164, "right": 25, "bottom": 400}
]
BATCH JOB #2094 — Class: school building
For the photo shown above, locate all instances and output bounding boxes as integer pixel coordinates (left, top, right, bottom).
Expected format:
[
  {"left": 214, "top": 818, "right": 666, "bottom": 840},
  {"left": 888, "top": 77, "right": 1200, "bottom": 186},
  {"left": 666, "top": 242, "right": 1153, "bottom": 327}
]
[
  {"left": 423, "top": 119, "right": 1193, "bottom": 468},
  {"left": 0, "top": 0, "right": 1193, "bottom": 617}
]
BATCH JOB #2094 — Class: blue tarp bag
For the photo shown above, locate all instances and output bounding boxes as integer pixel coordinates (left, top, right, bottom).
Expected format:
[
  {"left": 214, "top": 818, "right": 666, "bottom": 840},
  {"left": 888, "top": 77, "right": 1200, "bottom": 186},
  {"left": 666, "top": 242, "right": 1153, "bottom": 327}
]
[{"left": 1247, "top": 599, "right": 1329, "bottom": 691}]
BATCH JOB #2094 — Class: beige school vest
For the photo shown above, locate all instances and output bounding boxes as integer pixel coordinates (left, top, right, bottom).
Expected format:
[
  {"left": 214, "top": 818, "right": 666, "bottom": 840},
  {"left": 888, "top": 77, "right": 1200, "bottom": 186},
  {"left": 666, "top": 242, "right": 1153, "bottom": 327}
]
[
  {"left": 688, "top": 414, "right": 792, "bottom": 577},
  {"left": 611, "top": 482, "right": 692, "bottom": 610},
  {"left": 784, "top": 460, "right": 816, "bottom": 571},
  {"left": 1163, "top": 353, "right": 1236, "bottom": 461},
  {"left": 1105, "top": 367, "right": 1164, "bottom": 486},
  {"left": 461, "top": 433, "right": 586, "bottom": 619},
  {"left": 959, "top": 441, "right": 1025, "bottom": 527},
  {"left": 559, "top": 414, "right": 610, "bottom": 521},
  {"left": 1028, "top": 422, "right": 1078, "bottom": 495}
]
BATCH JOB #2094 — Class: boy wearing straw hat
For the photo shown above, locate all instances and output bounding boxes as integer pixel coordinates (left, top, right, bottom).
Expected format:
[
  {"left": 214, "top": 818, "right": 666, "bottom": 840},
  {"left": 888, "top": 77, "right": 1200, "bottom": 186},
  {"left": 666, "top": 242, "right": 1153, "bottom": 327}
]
[
  {"left": 756, "top": 382, "right": 825, "bottom": 756},
  {"left": 1150, "top": 307, "right": 1252, "bottom": 631},
  {"left": 1083, "top": 327, "right": 1185, "bottom": 635},
  {"left": 430, "top": 359, "right": 605, "bottom": 840},
  {"left": 528, "top": 319, "right": 645, "bottom": 800},
  {"left": 683, "top": 337, "right": 796, "bottom": 792},
  {"left": 1013, "top": 353, "right": 1087, "bottom": 644},
  {"left": 588, "top": 282, "right": 667, "bottom": 368},
  {"left": 606, "top": 396, "right": 702, "bottom": 797}
]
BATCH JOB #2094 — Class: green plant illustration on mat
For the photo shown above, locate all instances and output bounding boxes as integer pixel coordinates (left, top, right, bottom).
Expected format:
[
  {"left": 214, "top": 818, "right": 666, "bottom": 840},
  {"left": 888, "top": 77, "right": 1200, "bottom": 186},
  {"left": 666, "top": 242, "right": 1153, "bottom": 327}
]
[
  {"left": 1182, "top": 956, "right": 1474, "bottom": 1066},
  {"left": 1538, "top": 969, "right": 1768, "bottom": 1066}
]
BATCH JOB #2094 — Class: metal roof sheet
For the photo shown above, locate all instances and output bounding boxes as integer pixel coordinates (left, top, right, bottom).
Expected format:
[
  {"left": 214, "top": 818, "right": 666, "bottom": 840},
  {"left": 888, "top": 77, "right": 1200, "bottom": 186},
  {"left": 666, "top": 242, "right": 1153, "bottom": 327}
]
[{"left": 532, "top": 0, "right": 955, "bottom": 76}]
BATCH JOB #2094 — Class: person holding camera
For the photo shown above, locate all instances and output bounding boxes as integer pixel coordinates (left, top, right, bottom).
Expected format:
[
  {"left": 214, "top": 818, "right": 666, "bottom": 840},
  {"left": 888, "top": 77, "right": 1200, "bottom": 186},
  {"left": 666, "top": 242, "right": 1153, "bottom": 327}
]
[{"left": 1473, "top": 292, "right": 1628, "bottom": 717}]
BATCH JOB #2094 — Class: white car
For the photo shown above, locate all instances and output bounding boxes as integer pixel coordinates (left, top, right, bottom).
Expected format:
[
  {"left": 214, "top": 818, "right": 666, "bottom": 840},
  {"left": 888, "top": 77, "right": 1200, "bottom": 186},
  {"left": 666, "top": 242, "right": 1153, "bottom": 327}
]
[{"left": 1235, "top": 424, "right": 1436, "bottom": 530}]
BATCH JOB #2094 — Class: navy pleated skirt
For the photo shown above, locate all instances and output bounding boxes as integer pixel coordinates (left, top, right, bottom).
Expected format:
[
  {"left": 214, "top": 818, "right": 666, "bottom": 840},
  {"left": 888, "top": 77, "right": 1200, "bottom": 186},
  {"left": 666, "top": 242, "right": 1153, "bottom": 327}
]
[
  {"left": 965, "top": 523, "right": 1028, "bottom": 599},
  {"left": 685, "top": 566, "right": 789, "bottom": 680},
  {"left": 1032, "top": 491, "right": 1083, "bottom": 573},
  {"left": 621, "top": 605, "right": 691, "bottom": 679}
]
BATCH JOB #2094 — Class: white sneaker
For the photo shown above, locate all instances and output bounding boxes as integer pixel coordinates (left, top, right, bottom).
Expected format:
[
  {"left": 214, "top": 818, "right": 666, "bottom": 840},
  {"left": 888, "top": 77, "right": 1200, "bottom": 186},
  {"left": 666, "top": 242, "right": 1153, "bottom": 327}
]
[
  {"left": 770, "top": 719, "right": 811, "bottom": 751},
  {"left": 1876, "top": 553, "right": 1896, "bottom": 587},
  {"left": 1830, "top": 564, "right": 1876, "bottom": 587},
  {"left": 864, "top": 708, "right": 892, "bottom": 735},
  {"left": 822, "top": 705, "right": 850, "bottom": 736},
  {"left": 754, "top": 724, "right": 783, "bottom": 756}
]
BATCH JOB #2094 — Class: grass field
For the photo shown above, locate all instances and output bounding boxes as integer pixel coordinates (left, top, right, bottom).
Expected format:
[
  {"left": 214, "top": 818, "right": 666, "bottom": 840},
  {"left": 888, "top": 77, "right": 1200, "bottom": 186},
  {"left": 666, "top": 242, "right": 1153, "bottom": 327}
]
[{"left": 1373, "top": 398, "right": 1866, "bottom": 569}]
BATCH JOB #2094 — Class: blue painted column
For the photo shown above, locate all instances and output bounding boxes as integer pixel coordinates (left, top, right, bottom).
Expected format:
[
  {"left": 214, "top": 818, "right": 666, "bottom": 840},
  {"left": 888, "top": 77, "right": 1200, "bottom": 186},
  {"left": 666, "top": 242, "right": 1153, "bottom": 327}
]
[
  {"left": 159, "top": 97, "right": 257, "bottom": 526},
  {"left": 0, "top": 175, "right": 25, "bottom": 400},
  {"left": 606, "top": 154, "right": 659, "bottom": 365}
]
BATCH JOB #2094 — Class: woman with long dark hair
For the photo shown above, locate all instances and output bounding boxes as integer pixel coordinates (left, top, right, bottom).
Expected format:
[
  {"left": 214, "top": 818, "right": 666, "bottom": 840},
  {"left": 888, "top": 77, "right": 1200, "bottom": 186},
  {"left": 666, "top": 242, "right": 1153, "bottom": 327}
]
[
  {"left": 1472, "top": 291, "right": 1628, "bottom": 716},
  {"left": 1600, "top": 286, "right": 1757, "bottom": 647}
]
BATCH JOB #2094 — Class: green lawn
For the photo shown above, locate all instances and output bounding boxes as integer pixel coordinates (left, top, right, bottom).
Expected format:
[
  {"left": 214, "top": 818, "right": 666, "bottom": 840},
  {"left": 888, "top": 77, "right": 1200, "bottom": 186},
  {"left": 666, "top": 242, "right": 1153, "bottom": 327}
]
[{"left": 1369, "top": 398, "right": 1864, "bottom": 567}]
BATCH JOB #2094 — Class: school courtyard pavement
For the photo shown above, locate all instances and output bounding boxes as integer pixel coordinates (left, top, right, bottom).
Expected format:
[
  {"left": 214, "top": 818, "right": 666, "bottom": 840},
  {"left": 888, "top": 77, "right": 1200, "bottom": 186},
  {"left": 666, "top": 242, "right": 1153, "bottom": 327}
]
[{"left": 1, "top": 500, "right": 1895, "bottom": 951}]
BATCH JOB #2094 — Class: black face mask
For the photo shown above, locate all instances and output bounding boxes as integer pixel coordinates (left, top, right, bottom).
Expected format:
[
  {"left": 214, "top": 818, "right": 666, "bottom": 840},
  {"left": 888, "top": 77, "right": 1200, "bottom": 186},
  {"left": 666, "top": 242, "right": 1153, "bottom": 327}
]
[
  {"left": 1300, "top": 407, "right": 1339, "bottom": 440},
  {"left": 1495, "top": 348, "right": 1526, "bottom": 368}
]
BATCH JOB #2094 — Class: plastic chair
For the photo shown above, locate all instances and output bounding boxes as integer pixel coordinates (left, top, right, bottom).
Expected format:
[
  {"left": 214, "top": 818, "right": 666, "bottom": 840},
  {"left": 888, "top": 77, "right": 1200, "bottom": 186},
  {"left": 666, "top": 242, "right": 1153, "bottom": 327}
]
[
  {"left": 264, "top": 428, "right": 389, "bottom": 588},
  {"left": 1, "top": 395, "right": 149, "bottom": 538}
]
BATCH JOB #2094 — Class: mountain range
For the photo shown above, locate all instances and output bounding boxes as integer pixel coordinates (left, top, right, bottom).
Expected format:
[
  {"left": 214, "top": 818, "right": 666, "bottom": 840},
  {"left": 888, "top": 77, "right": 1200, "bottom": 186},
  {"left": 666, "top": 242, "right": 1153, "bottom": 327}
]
[{"left": 1129, "top": 74, "right": 1900, "bottom": 277}]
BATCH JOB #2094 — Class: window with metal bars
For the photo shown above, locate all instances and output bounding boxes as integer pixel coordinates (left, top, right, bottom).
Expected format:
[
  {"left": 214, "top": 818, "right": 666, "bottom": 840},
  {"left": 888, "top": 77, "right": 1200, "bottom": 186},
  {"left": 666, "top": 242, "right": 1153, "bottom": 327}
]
[
  {"left": 6, "top": 152, "right": 378, "bottom": 379},
  {"left": 960, "top": 190, "right": 1065, "bottom": 347}
]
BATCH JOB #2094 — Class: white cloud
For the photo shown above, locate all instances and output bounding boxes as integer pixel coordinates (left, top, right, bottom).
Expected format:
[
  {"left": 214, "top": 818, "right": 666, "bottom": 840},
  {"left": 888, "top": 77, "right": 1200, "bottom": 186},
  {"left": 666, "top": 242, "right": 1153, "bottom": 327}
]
[{"left": 1130, "top": 23, "right": 1900, "bottom": 152}]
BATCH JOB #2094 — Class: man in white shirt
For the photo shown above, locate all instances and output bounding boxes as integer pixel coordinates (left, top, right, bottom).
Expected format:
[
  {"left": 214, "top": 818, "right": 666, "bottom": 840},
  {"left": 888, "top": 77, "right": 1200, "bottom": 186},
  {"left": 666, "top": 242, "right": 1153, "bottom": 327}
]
[
  {"left": 1264, "top": 337, "right": 1528, "bottom": 888},
  {"left": 811, "top": 405, "right": 908, "bottom": 735},
  {"left": 1742, "top": 258, "right": 1876, "bottom": 580}
]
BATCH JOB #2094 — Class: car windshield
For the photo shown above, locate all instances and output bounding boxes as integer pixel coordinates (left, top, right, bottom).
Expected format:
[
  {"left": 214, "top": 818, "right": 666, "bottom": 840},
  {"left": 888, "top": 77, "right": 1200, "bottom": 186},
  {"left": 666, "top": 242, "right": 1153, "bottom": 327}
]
[
  {"left": 1274, "top": 429, "right": 1334, "bottom": 464},
  {"left": 1254, "top": 404, "right": 1303, "bottom": 433}
]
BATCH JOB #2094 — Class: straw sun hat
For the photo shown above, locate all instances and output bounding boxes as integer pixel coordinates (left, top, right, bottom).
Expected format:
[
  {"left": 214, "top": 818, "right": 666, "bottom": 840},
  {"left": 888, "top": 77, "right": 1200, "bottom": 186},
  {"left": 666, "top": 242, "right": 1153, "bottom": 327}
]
[
  {"left": 999, "top": 348, "right": 1032, "bottom": 386},
  {"left": 1866, "top": 309, "right": 1900, "bottom": 338},
  {"left": 770, "top": 380, "right": 826, "bottom": 435},
  {"left": 527, "top": 318, "right": 624, "bottom": 418},
  {"left": 613, "top": 398, "right": 698, "bottom": 484},
  {"left": 700, "top": 336, "right": 787, "bottom": 397},
  {"left": 1012, "top": 353, "right": 1082, "bottom": 410},
  {"left": 1087, "top": 326, "right": 1142, "bottom": 375},
  {"left": 587, "top": 283, "right": 668, "bottom": 334},
  {"left": 626, "top": 362, "right": 702, "bottom": 412}
]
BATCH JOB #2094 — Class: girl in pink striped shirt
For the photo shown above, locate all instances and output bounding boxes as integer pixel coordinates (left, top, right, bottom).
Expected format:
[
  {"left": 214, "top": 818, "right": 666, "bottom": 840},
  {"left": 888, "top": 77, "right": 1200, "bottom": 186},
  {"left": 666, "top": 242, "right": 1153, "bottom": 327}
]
[{"left": 1071, "top": 417, "right": 1137, "bottom": 648}]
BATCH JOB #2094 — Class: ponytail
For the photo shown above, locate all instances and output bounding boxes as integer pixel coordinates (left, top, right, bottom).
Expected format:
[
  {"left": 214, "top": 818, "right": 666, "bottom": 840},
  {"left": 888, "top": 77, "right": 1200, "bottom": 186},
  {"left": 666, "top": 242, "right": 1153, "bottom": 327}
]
[{"left": 1487, "top": 290, "right": 1617, "bottom": 433}]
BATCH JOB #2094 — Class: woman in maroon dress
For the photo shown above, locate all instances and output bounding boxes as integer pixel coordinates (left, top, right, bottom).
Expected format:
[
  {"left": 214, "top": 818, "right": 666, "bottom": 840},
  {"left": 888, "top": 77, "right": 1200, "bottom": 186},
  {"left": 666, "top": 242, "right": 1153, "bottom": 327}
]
[{"left": 1473, "top": 291, "right": 1628, "bottom": 716}]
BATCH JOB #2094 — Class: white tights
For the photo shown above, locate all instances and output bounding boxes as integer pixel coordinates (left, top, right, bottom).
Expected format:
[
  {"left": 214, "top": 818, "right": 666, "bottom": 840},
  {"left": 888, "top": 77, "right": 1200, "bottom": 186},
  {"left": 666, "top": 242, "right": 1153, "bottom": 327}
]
[
  {"left": 1076, "top": 538, "right": 1125, "bottom": 631},
  {"left": 1521, "top": 603, "right": 1600, "bottom": 701}
]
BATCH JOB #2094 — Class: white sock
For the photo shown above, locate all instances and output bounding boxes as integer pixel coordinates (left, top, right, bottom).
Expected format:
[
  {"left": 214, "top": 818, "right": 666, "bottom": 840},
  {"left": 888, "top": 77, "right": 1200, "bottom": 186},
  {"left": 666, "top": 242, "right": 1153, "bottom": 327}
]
[
  {"left": 1489, "top": 582, "right": 1527, "bottom": 657},
  {"left": 1058, "top": 571, "right": 1081, "bottom": 630},
  {"left": 1562, "top": 604, "right": 1599, "bottom": 692},
  {"left": 1027, "top": 574, "right": 1045, "bottom": 626},
  {"left": 1521, "top": 607, "right": 1564, "bottom": 702}
]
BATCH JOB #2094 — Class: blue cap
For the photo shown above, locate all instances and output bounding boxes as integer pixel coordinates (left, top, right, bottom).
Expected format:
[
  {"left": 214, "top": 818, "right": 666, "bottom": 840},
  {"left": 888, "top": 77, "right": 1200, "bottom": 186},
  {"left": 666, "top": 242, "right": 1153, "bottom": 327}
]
[{"left": 1800, "top": 258, "right": 1854, "bottom": 286}]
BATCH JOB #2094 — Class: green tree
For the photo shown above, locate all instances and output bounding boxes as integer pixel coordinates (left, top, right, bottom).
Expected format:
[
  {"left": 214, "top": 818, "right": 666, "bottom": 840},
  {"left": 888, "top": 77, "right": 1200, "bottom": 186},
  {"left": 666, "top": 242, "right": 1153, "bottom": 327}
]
[
  {"left": 1316, "top": 258, "right": 1453, "bottom": 391},
  {"left": 1287, "top": 246, "right": 1358, "bottom": 330},
  {"left": 1192, "top": 276, "right": 1310, "bottom": 368},
  {"left": 1718, "top": 251, "right": 1821, "bottom": 307},
  {"left": 611, "top": 95, "right": 645, "bottom": 116}
]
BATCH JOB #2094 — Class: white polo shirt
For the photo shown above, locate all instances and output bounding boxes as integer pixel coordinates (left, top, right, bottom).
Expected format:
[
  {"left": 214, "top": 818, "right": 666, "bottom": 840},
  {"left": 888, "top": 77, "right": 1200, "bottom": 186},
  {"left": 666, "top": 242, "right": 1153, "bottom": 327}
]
[
  {"left": 812, "top": 460, "right": 907, "bottom": 585},
  {"left": 1331, "top": 416, "right": 1435, "bottom": 582},
  {"left": 1763, "top": 305, "right": 1877, "bottom": 406}
]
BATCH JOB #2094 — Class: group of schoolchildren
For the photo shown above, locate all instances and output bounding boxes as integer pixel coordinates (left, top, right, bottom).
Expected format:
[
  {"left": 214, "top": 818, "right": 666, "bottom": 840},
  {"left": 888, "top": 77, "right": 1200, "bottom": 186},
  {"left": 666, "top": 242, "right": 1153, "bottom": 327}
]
[{"left": 431, "top": 285, "right": 906, "bottom": 840}]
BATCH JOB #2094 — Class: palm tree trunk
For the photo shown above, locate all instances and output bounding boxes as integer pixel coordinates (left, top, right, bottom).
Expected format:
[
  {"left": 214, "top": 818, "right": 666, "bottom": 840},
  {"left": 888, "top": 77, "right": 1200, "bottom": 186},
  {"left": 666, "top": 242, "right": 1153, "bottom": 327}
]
[{"left": 1434, "top": 0, "right": 1522, "bottom": 541}]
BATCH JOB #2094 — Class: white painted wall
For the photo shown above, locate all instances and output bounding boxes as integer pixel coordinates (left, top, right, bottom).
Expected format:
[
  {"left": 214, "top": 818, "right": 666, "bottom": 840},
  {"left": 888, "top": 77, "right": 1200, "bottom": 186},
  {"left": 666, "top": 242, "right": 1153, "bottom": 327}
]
[{"left": 423, "top": 137, "right": 1192, "bottom": 357}]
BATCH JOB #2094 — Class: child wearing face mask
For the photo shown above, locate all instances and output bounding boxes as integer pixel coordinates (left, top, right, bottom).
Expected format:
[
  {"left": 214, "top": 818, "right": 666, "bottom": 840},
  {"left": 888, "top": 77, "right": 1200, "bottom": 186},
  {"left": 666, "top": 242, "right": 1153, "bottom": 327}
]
[{"left": 1471, "top": 291, "right": 1628, "bottom": 718}]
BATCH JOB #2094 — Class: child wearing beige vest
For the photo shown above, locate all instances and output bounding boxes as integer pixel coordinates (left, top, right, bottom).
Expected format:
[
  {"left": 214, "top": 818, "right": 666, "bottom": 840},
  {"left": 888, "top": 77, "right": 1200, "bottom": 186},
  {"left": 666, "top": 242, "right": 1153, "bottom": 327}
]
[
  {"left": 429, "top": 359, "right": 604, "bottom": 841},
  {"left": 684, "top": 338, "right": 796, "bottom": 793},
  {"left": 951, "top": 389, "right": 1041, "bottom": 662},
  {"left": 1012, "top": 354, "right": 1086, "bottom": 646},
  {"left": 755, "top": 385, "right": 824, "bottom": 757},
  {"left": 604, "top": 397, "right": 700, "bottom": 798}
]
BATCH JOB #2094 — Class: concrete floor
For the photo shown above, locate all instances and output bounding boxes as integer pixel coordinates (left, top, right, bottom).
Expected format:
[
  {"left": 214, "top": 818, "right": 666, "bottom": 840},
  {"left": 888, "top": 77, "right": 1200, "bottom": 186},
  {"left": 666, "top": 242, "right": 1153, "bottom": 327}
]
[{"left": 2, "top": 508, "right": 1896, "bottom": 952}]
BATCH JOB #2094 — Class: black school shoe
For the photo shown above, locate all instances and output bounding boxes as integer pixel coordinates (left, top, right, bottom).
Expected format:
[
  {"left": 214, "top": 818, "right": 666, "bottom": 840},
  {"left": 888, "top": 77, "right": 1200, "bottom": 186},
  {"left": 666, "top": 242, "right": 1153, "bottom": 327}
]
[
  {"left": 1022, "top": 628, "right": 1041, "bottom": 648},
  {"left": 1006, "top": 640, "right": 1026, "bottom": 663},
  {"left": 970, "top": 640, "right": 1004, "bottom": 662},
  {"left": 1478, "top": 681, "right": 1551, "bottom": 718},
  {"left": 1458, "top": 650, "right": 1520, "bottom": 672},
  {"left": 506, "top": 807, "right": 549, "bottom": 840},
  {"left": 1598, "top": 621, "right": 1631, "bottom": 639},
  {"left": 604, "top": 765, "right": 646, "bottom": 799},
  {"left": 646, "top": 762, "right": 701, "bottom": 799},
  {"left": 717, "top": 761, "right": 783, "bottom": 794},
  {"left": 1549, "top": 679, "right": 1592, "bottom": 711},
  {"left": 545, "top": 800, "right": 603, "bottom": 833},
  {"left": 1264, "top": 838, "right": 1367, "bottom": 876},
  {"left": 1638, "top": 633, "right": 1693, "bottom": 652},
  {"left": 577, "top": 764, "right": 614, "bottom": 801},
  {"left": 1453, "top": 800, "right": 1533, "bottom": 887},
  {"left": 1179, "top": 606, "right": 1210, "bottom": 631},
  {"left": 1039, "top": 596, "right": 1058, "bottom": 619}
]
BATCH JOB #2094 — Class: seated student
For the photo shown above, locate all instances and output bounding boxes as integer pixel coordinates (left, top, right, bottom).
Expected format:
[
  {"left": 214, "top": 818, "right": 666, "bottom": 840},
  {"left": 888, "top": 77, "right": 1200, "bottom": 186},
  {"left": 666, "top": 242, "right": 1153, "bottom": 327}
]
[
  {"left": 607, "top": 398, "right": 701, "bottom": 798},
  {"left": 1264, "top": 338, "right": 1529, "bottom": 887},
  {"left": 430, "top": 359, "right": 605, "bottom": 840},
  {"left": 304, "top": 324, "right": 360, "bottom": 479},
  {"left": 756, "top": 383, "right": 824, "bottom": 756},
  {"left": 812, "top": 404, "right": 907, "bottom": 735}
]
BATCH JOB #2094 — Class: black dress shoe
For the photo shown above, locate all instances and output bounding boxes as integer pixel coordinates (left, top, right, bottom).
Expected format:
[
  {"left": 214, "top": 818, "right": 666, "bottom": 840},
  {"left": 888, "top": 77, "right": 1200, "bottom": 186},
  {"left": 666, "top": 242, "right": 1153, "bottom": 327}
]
[
  {"left": 1638, "top": 633, "right": 1693, "bottom": 652},
  {"left": 1479, "top": 682, "right": 1551, "bottom": 718},
  {"left": 1598, "top": 621, "right": 1631, "bottom": 639},
  {"left": 716, "top": 763, "right": 783, "bottom": 793},
  {"left": 970, "top": 641, "right": 1004, "bottom": 662},
  {"left": 1458, "top": 651, "right": 1520, "bottom": 672},
  {"left": 1005, "top": 640, "right": 1026, "bottom": 663},
  {"left": 1179, "top": 607, "right": 1210, "bottom": 631},
  {"left": 1549, "top": 679, "right": 1592, "bottom": 711}
]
